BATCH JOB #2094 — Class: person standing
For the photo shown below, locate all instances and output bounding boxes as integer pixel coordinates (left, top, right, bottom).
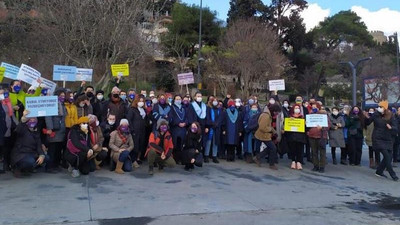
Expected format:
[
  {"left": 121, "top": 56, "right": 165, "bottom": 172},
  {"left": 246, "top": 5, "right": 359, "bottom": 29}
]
[
  {"left": 287, "top": 104, "right": 306, "bottom": 170},
  {"left": 168, "top": 95, "right": 188, "bottom": 164},
  {"left": 205, "top": 97, "right": 222, "bottom": 163},
  {"left": 328, "top": 107, "right": 346, "bottom": 165},
  {"left": 346, "top": 106, "right": 365, "bottom": 166},
  {"left": 221, "top": 100, "right": 243, "bottom": 162},
  {"left": 365, "top": 108, "right": 380, "bottom": 169}
]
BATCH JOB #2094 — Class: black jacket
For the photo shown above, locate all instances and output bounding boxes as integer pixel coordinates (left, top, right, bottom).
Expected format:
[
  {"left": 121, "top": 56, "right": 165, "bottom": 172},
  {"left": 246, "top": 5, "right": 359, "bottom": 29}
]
[
  {"left": 366, "top": 111, "right": 397, "bottom": 150},
  {"left": 126, "top": 107, "right": 147, "bottom": 136},
  {"left": 69, "top": 125, "right": 91, "bottom": 153},
  {"left": 11, "top": 123, "right": 44, "bottom": 166}
]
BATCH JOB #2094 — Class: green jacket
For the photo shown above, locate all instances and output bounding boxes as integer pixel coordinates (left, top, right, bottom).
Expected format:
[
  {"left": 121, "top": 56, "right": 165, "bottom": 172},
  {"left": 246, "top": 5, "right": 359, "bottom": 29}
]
[{"left": 9, "top": 87, "right": 42, "bottom": 119}]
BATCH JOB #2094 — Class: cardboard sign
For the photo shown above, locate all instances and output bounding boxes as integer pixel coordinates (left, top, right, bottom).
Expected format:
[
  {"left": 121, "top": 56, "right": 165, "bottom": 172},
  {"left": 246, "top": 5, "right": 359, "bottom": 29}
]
[
  {"left": 306, "top": 114, "right": 328, "bottom": 127},
  {"left": 32, "top": 78, "right": 57, "bottom": 95},
  {"left": 25, "top": 96, "right": 59, "bottom": 117},
  {"left": 0, "top": 62, "right": 19, "bottom": 80},
  {"left": 0, "top": 67, "right": 5, "bottom": 82},
  {"left": 268, "top": 79, "right": 285, "bottom": 91},
  {"left": 111, "top": 64, "right": 129, "bottom": 76},
  {"left": 284, "top": 118, "right": 305, "bottom": 133},
  {"left": 177, "top": 72, "right": 195, "bottom": 85},
  {"left": 17, "top": 64, "right": 41, "bottom": 85},
  {"left": 76, "top": 68, "right": 93, "bottom": 81},
  {"left": 53, "top": 65, "right": 77, "bottom": 81}
]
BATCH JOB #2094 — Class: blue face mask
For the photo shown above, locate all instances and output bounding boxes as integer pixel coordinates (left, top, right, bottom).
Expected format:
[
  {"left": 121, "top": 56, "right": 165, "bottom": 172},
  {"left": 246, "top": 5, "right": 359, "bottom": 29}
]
[
  {"left": 168, "top": 98, "right": 173, "bottom": 103},
  {"left": 146, "top": 101, "right": 152, "bottom": 107},
  {"left": 41, "top": 89, "right": 48, "bottom": 96},
  {"left": 13, "top": 85, "right": 21, "bottom": 93},
  {"left": 120, "top": 95, "right": 126, "bottom": 101},
  {"left": 312, "top": 108, "right": 318, "bottom": 113},
  {"left": 248, "top": 99, "right": 255, "bottom": 105},
  {"left": 129, "top": 94, "right": 135, "bottom": 100},
  {"left": 4, "top": 92, "right": 9, "bottom": 98},
  {"left": 174, "top": 100, "right": 182, "bottom": 107}
]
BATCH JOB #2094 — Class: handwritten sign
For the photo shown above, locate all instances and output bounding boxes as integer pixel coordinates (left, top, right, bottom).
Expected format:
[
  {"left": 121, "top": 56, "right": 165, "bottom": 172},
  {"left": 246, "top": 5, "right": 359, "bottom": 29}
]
[
  {"left": 284, "top": 118, "right": 305, "bottom": 132},
  {"left": 0, "top": 62, "right": 19, "bottom": 80},
  {"left": 76, "top": 68, "right": 93, "bottom": 81},
  {"left": 53, "top": 65, "right": 77, "bottom": 81},
  {"left": 25, "top": 96, "right": 59, "bottom": 117},
  {"left": 177, "top": 72, "right": 194, "bottom": 85},
  {"left": 268, "top": 79, "right": 285, "bottom": 91},
  {"left": 306, "top": 114, "right": 328, "bottom": 127},
  {"left": 17, "top": 64, "right": 41, "bottom": 85},
  {"left": 32, "top": 78, "right": 57, "bottom": 95},
  {"left": 111, "top": 64, "right": 129, "bottom": 77}
]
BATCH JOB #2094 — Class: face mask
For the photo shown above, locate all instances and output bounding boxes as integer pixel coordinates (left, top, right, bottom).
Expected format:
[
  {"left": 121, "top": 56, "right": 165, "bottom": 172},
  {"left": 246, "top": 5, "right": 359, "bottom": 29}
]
[
  {"left": 295, "top": 99, "right": 302, "bottom": 104},
  {"left": 312, "top": 108, "right": 318, "bottom": 113},
  {"left": 353, "top": 110, "right": 359, "bottom": 114},
  {"left": 41, "top": 89, "right": 48, "bottom": 96},
  {"left": 235, "top": 102, "right": 241, "bottom": 107},
  {"left": 152, "top": 98, "right": 158, "bottom": 104},
  {"left": 174, "top": 100, "right": 182, "bottom": 107},
  {"left": 369, "top": 111, "right": 374, "bottom": 114},
  {"left": 129, "top": 94, "right": 135, "bottom": 100},
  {"left": 138, "top": 102, "right": 144, "bottom": 108},
  {"left": 79, "top": 103, "right": 85, "bottom": 108},
  {"left": 112, "top": 93, "right": 119, "bottom": 99},
  {"left": 269, "top": 99, "right": 275, "bottom": 105},
  {"left": 146, "top": 101, "right": 152, "bottom": 107},
  {"left": 251, "top": 108, "right": 258, "bottom": 113},
  {"left": 120, "top": 95, "right": 126, "bottom": 101},
  {"left": 58, "top": 96, "right": 65, "bottom": 103},
  {"left": 159, "top": 99, "right": 166, "bottom": 104},
  {"left": 0, "top": 94, "right": 4, "bottom": 101},
  {"left": 143, "top": 94, "right": 147, "bottom": 98},
  {"left": 196, "top": 97, "right": 203, "bottom": 103},
  {"left": 108, "top": 120, "right": 115, "bottom": 125},
  {"left": 229, "top": 106, "right": 235, "bottom": 111},
  {"left": 212, "top": 101, "right": 218, "bottom": 106},
  {"left": 294, "top": 108, "right": 300, "bottom": 114},
  {"left": 168, "top": 98, "right": 173, "bottom": 103},
  {"left": 4, "top": 92, "right": 9, "bottom": 98},
  {"left": 283, "top": 103, "right": 289, "bottom": 108},
  {"left": 68, "top": 97, "right": 74, "bottom": 103},
  {"left": 160, "top": 125, "right": 168, "bottom": 133},
  {"left": 80, "top": 123, "right": 88, "bottom": 131},
  {"left": 332, "top": 111, "right": 339, "bottom": 116},
  {"left": 86, "top": 92, "right": 94, "bottom": 98},
  {"left": 96, "top": 121, "right": 100, "bottom": 126},
  {"left": 27, "top": 121, "right": 37, "bottom": 128},
  {"left": 248, "top": 99, "right": 255, "bottom": 105},
  {"left": 97, "top": 95, "right": 103, "bottom": 101},
  {"left": 191, "top": 127, "right": 198, "bottom": 133},
  {"left": 183, "top": 100, "right": 189, "bottom": 105},
  {"left": 343, "top": 110, "right": 348, "bottom": 115},
  {"left": 377, "top": 107, "right": 384, "bottom": 113},
  {"left": 120, "top": 126, "right": 129, "bottom": 133},
  {"left": 13, "top": 85, "right": 21, "bottom": 93}
]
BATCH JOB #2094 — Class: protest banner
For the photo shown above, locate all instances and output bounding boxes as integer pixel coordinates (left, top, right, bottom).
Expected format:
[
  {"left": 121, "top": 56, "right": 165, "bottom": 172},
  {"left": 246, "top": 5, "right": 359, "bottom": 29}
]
[
  {"left": 1, "top": 62, "right": 20, "bottom": 80},
  {"left": 306, "top": 114, "right": 328, "bottom": 127},
  {"left": 32, "top": 78, "right": 57, "bottom": 95},
  {"left": 16, "top": 64, "right": 41, "bottom": 85},
  {"left": 25, "top": 96, "right": 58, "bottom": 117},
  {"left": 111, "top": 64, "right": 129, "bottom": 76},
  {"left": 268, "top": 79, "right": 285, "bottom": 91},
  {"left": 53, "top": 65, "right": 77, "bottom": 81},
  {"left": 76, "top": 68, "right": 93, "bottom": 81},
  {"left": 177, "top": 72, "right": 195, "bottom": 85},
  {"left": 0, "top": 67, "right": 5, "bottom": 82},
  {"left": 284, "top": 118, "right": 305, "bottom": 132}
]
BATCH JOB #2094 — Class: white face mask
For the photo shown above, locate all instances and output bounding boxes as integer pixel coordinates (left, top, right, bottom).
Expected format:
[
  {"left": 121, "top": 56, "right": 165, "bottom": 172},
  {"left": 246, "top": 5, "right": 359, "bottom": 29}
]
[
  {"left": 79, "top": 103, "right": 85, "bottom": 108},
  {"left": 235, "top": 102, "right": 241, "bottom": 107},
  {"left": 283, "top": 103, "right": 289, "bottom": 108},
  {"left": 152, "top": 99, "right": 158, "bottom": 104},
  {"left": 97, "top": 95, "right": 103, "bottom": 101},
  {"left": 332, "top": 111, "right": 339, "bottom": 116},
  {"left": 96, "top": 121, "right": 100, "bottom": 126},
  {"left": 212, "top": 101, "right": 218, "bottom": 106},
  {"left": 0, "top": 94, "right": 4, "bottom": 101},
  {"left": 138, "top": 102, "right": 144, "bottom": 108},
  {"left": 294, "top": 108, "right": 300, "bottom": 114},
  {"left": 269, "top": 99, "right": 275, "bottom": 105},
  {"left": 80, "top": 124, "right": 88, "bottom": 130},
  {"left": 196, "top": 97, "right": 203, "bottom": 103},
  {"left": 377, "top": 107, "right": 384, "bottom": 113},
  {"left": 108, "top": 120, "right": 115, "bottom": 125}
]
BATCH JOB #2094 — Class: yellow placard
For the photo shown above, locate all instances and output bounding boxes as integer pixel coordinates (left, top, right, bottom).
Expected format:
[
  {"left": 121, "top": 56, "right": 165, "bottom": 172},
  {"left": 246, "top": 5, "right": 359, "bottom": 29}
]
[
  {"left": 0, "top": 67, "right": 5, "bottom": 83},
  {"left": 111, "top": 64, "right": 129, "bottom": 77},
  {"left": 284, "top": 118, "right": 305, "bottom": 133}
]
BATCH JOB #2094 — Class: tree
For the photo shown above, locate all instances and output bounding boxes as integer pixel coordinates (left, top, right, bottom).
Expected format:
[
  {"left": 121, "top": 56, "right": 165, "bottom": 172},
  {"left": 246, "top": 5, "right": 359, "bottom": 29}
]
[
  {"left": 215, "top": 19, "right": 289, "bottom": 98},
  {"left": 227, "top": 0, "right": 266, "bottom": 25}
]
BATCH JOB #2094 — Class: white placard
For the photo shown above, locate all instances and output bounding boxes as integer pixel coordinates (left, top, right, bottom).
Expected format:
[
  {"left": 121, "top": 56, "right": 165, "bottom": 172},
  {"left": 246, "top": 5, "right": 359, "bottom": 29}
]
[
  {"left": 306, "top": 114, "right": 328, "bottom": 127},
  {"left": 32, "top": 78, "right": 57, "bottom": 95},
  {"left": 177, "top": 72, "right": 194, "bottom": 85},
  {"left": 16, "top": 64, "right": 41, "bottom": 85},
  {"left": 268, "top": 79, "right": 285, "bottom": 91}
]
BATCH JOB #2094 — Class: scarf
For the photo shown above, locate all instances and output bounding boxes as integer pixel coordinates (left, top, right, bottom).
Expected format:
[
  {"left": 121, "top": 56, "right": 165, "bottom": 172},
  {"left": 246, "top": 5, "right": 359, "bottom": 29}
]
[
  {"left": 2, "top": 98, "right": 13, "bottom": 117},
  {"left": 138, "top": 107, "right": 146, "bottom": 119},
  {"left": 208, "top": 108, "right": 216, "bottom": 140},
  {"left": 117, "top": 129, "right": 127, "bottom": 145},
  {"left": 173, "top": 104, "right": 185, "bottom": 121},
  {"left": 158, "top": 104, "right": 170, "bottom": 117},
  {"left": 90, "top": 127, "right": 98, "bottom": 145},
  {"left": 192, "top": 102, "right": 206, "bottom": 119},
  {"left": 227, "top": 108, "right": 238, "bottom": 123}
]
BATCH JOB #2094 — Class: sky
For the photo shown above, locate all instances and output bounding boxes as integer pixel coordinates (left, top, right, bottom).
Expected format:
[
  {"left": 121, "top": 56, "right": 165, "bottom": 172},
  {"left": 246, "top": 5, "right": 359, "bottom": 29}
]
[{"left": 181, "top": 0, "right": 400, "bottom": 35}]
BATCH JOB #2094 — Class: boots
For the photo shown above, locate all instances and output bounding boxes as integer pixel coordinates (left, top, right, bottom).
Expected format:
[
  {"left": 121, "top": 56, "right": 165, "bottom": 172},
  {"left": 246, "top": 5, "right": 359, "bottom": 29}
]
[
  {"left": 369, "top": 158, "right": 375, "bottom": 169},
  {"left": 212, "top": 157, "right": 220, "bottom": 164},
  {"left": 204, "top": 156, "right": 209, "bottom": 163},
  {"left": 114, "top": 161, "right": 124, "bottom": 174},
  {"left": 246, "top": 154, "right": 253, "bottom": 163},
  {"left": 94, "top": 159, "right": 102, "bottom": 170},
  {"left": 332, "top": 152, "right": 337, "bottom": 165}
]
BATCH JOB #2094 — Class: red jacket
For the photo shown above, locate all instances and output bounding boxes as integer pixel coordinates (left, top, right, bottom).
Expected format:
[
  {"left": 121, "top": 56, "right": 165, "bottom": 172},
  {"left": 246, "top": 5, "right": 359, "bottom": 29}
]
[
  {"left": 145, "top": 131, "right": 174, "bottom": 158},
  {"left": 307, "top": 112, "right": 331, "bottom": 139}
]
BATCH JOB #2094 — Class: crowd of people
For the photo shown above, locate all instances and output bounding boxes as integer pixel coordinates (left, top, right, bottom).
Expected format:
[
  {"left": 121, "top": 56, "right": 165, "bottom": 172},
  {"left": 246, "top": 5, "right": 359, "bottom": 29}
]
[{"left": 0, "top": 79, "right": 399, "bottom": 182}]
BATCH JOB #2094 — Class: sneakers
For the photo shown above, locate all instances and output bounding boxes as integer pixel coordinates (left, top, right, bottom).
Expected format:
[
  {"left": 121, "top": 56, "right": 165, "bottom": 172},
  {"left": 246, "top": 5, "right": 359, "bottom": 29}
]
[
  {"left": 71, "top": 169, "right": 80, "bottom": 178},
  {"left": 291, "top": 161, "right": 296, "bottom": 169},
  {"left": 375, "top": 172, "right": 388, "bottom": 179},
  {"left": 253, "top": 156, "right": 261, "bottom": 167},
  {"left": 212, "top": 157, "right": 220, "bottom": 164},
  {"left": 132, "top": 161, "right": 140, "bottom": 168},
  {"left": 296, "top": 162, "right": 303, "bottom": 170}
]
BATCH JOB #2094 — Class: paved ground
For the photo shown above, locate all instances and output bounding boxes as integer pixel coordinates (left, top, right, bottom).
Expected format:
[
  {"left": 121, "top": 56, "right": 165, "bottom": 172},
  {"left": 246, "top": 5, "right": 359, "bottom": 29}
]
[{"left": 1, "top": 149, "right": 400, "bottom": 225}]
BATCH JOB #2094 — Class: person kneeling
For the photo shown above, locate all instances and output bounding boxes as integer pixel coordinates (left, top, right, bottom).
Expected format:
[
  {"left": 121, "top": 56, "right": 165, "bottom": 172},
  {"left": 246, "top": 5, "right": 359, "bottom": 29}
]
[
  {"left": 65, "top": 116, "right": 94, "bottom": 177},
  {"left": 11, "top": 111, "right": 48, "bottom": 178},
  {"left": 109, "top": 119, "right": 134, "bottom": 174},
  {"left": 182, "top": 122, "right": 203, "bottom": 171},
  {"left": 88, "top": 115, "right": 108, "bottom": 171},
  {"left": 145, "top": 119, "right": 176, "bottom": 175}
]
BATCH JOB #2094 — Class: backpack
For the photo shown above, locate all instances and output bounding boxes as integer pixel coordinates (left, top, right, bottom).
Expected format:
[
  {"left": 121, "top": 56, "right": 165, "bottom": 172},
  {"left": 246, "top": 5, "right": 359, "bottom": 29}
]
[{"left": 246, "top": 112, "right": 261, "bottom": 133}]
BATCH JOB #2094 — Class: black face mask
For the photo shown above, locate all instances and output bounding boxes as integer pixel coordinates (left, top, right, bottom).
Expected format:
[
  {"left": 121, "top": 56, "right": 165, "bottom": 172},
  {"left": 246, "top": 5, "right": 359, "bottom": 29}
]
[
  {"left": 86, "top": 92, "right": 94, "bottom": 98},
  {"left": 112, "top": 94, "right": 119, "bottom": 98}
]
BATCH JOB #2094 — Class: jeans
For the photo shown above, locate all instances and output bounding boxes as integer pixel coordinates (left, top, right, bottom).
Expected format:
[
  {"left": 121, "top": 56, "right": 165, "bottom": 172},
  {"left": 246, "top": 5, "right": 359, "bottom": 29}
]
[
  {"left": 205, "top": 134, "right": 218, "bottom": 157},
  {"left": 243, "top": 132, "right": 255, "bottom": 154},
  {"left": 119, "top": 150, "right": 132, "bottom": 172},
  {"left": 15, "top": 154, "right": 50, "bottom": 171},
  {"left": 254, "top": 139, "right": 277, "bottom": 166},
  {"left": 376, "top": 149, "right": 397, "bottom": 178}
]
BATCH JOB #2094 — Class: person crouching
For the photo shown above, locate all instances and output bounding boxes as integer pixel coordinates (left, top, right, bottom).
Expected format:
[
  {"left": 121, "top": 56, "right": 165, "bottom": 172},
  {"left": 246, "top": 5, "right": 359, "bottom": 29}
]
[{"left": 109, "top": 119, "right": 134, "bottom": 174}]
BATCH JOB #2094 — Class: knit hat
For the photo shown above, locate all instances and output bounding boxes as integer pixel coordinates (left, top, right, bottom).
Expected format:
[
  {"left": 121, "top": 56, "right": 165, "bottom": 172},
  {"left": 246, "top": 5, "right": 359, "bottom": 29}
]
[
  {"left": 120, "top": 118, "right": 129, "bottom": 126},
  {"left": 88, "top": 114, "right": 98, "bottom": 124},
  {"left": 228, "top": 100, "right": 235, "bottom": 108},
  {"left": 77, "top": 116, "right": 89, "bottom": 124},
  {"left": 157, "top": 119, "right": 169, "bottom": 130},
  {"left": 379, "top": 100, "right": 389, "bottom": 110}
]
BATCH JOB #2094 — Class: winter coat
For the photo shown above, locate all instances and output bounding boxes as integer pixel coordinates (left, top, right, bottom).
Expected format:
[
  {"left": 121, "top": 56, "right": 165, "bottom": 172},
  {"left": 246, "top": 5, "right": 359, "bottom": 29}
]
[
  {"left": 254, "top": 111, "right": 274, "bottom": 141},
  {"left": 68, "top": 125, "right": 91, "bottom": 154},
  {"left": 100, "top": 121, "right": 117, "bottom": 148},
  {"left": 182, "top": 132, "right": 202, "bottom": 164},
  {"left": 364, "top": 123, "right": 374, "bottom": 147},
  {"left": 168, "top": 104, "right": 188, "bottom": 142},
  {"left": 307, "top": 111, "right": 331, "bottom": 139},
  {"left": 286, "top": 115, "right": 307, "bottom": 144},
  {"left": 346, "top": 113, "right": 364, "bottom": 139},
  {"left": 221, "top": 108, "right": 243, "bottom": 145},
  {"left": 145, "top": 131, "right": 174, "bottom": 159},
  {"left": 205, "top": 106, "right": 223, "bottom": 145},
  {"left": 328, "top": 114, "right": 346, "bottom": 148},
  {"left": 1, "top": 102, "right": 17, "bottom": 138},
  {"left": 11, "top": 123, "right": 44, "bottom": 166},
  {"left": 102, "top": 99, "right": 126, "bottom": 124},
  {"left": 366, "top": 111, "right": 397, "bottom": 151},
  {"left": 64, "top": 102, "right": 78, "bottom": 128},
  {"left": 9, "top": 88, "right": 41, "bottom": 120},
  {"left": 127, "top": 106, "right": 148, "bottom": 136},
  {"left": 92, "top": 99, "right": 106, "bottom": 123},
  {"left": 89, "top": 126, "right": 105, "bottom": 154},
  {"left": 76, "top": 104, "right": 93, "bottom": 119},
  {"left": 109, "top": 129, "right": 134, "bottom": 162},
  {"left": 45, "top": 103, "right": 67, "bottom": 143},
  {"left": 151, "top": 103, "right": 171, "bottom": 130}
]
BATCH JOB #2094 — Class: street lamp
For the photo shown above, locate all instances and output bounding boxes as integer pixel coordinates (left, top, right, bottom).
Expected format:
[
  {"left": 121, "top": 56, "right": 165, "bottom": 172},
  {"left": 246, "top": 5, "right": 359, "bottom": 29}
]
[
  {"left": 389, "top": 32, "right": 400, "bottom": 75},
  {"left": 197, "top": 0, "right": 203, "bottom": 89},
  {"left": 339, "top": 57, "right": 372, "bottom": 106}
]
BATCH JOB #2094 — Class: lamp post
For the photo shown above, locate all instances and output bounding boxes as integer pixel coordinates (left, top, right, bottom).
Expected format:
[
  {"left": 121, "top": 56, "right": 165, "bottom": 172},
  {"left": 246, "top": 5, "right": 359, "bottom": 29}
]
[
  {"left": 389, "top": 32, "right": 400, "bottom": 75},
  {"left": 197, "top": 0, "right": 203, "bottom": 89},
  {"left": 339, "top": 57, "right": 372, "bottom": 106}
]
